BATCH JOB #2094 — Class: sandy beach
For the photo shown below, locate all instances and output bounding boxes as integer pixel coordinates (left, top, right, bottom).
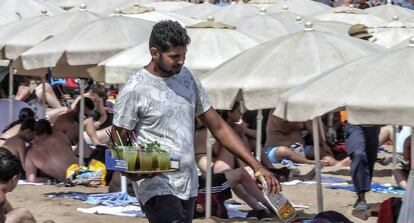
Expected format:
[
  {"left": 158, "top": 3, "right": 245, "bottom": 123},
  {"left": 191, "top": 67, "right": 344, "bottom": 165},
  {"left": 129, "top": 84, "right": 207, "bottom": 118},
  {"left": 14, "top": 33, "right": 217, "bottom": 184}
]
[{"left": 7, "top": 151, "right": 400, "bottom": 223}]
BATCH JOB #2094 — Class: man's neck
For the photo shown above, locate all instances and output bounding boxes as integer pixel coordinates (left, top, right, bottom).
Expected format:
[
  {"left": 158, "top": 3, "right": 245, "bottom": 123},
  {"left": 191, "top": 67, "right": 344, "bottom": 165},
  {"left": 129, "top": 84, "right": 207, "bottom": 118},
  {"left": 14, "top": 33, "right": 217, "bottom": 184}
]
[{"left": 144, "top": 62, "right": 172, "bottom": 78}]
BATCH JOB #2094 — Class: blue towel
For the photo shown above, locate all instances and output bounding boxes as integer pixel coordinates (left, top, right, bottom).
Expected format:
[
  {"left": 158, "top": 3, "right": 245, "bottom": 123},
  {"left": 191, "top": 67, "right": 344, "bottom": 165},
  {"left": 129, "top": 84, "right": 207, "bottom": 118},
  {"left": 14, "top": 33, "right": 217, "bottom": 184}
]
[
  {"left": 45, "top": 192, "right": 138, "bottom": 206},
  {"left": 326, "top": 183, "right": 405, "bottom": 195}
]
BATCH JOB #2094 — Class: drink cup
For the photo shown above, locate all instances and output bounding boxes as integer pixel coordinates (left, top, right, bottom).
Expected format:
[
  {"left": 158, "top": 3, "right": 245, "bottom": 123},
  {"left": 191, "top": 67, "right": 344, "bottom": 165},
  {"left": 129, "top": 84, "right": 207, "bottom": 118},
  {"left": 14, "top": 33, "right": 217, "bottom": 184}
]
[
  {"left": 139, "top": 151, "right": 153, "bottom": 171},
  {"left": 152, "top": 152, "right": 158, "bottom": 169},
  {"left": 123, "top": 149, "right": 138, "bottom": 171},
  {"left": 157, "top": 153, "right": 171, "bottom": 170},
  {"left": 113, "top": 146, "right": 128, "bottom": 159}
]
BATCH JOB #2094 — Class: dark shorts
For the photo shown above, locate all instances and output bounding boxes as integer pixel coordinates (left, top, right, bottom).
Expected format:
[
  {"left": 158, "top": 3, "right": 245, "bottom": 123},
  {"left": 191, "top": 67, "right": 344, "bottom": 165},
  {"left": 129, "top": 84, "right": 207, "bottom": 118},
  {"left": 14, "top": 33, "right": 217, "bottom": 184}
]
[{"left": 140, "top": 195, "right": 196, "bottom": 223}]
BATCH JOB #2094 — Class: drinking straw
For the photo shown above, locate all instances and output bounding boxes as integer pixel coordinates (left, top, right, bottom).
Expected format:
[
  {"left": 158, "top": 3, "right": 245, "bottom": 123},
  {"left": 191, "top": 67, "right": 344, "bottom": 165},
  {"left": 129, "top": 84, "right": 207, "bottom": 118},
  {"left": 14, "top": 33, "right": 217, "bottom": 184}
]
[
  {"left": 115, "top": 130, "right": 124, "bottom": 148},
  {"left": 106, "top": 130, "right": 116, "bottom": 147}
]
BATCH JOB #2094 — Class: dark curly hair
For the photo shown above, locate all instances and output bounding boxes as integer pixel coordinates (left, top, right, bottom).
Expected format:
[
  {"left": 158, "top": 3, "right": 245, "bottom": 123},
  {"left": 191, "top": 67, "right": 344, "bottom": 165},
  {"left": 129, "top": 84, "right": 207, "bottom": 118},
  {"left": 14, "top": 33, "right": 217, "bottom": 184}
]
[
  {"left": 0, "top": 148, "right": 22, "bottom": 183},
  {"left": 149, "top": 20, "right": 191, "bottom": 53}
]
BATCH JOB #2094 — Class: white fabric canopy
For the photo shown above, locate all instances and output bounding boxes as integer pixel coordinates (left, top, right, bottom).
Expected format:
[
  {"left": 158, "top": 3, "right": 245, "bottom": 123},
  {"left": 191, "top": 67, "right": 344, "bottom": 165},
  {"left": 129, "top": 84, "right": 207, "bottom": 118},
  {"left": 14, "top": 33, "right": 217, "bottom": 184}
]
[
  {"left": 201, "top": 22, "right": 384, "bottom": 110},
  {"left": 173, "top": 1, "right": 220, "bottom": 20},
  {"left": 141, "top": 1, "right": 194, "bottom": 12},
  {"left": 90, "top": 24, "right": 258, "bottom": 83},
  {"left": 44, "top": 0, "right": 87, "bottom": 9},
  {"left": 2, "top": 6, "right": 102, "bottom": 60},
  {"left": 0, "top": 0, "right": 64, "bottom": 26},
  {"left": 314, "top": 5, "right": 386, "bottom": 27},
  {"left": 369, "top": 17, "right": 414, "bottom": 48},
  {"left": 119, "top": 9, "right": 200, "bottom": 26},
  {"left": 365, "top": 0, "right": 414, "bottom": 21},
  {"left": 210, "top": 3, "right": 259, "bottom": 25},
  {"left": 20, "top": 16, "right": 154, "bottom": 73},
  {"left": 233, "top": 8, "right": 301, "bottom": 43},
  {"left": 274, "top": 39, "right": 414, "bottom": 125},
  {"left": 68, "top": 0, "right": 140, "bottom": 15},
  {"left": 263, "top": 0, "right": 330, "bottom": 16}
]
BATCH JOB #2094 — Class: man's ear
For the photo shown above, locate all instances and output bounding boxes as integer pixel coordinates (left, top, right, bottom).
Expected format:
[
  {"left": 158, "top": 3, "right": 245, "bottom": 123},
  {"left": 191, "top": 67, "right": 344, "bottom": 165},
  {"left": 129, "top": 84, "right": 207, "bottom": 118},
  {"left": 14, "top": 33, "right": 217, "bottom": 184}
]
[{"left": 149, "top": 47, "right": 159, "bottom": 60}]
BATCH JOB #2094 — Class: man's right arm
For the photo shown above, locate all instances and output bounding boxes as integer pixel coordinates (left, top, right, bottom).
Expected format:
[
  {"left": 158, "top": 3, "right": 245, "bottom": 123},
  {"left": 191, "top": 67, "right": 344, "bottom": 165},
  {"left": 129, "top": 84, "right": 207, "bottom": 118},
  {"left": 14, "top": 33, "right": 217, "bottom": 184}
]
[{"left": 25, "top": 154, "right": 38, "bottom": 183}]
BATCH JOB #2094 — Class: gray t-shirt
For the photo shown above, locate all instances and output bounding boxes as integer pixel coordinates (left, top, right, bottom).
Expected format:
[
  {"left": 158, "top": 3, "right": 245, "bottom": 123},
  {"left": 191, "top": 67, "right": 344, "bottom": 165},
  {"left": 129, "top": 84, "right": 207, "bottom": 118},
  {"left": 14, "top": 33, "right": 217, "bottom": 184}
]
[{"left": 113, "top": 67, "right": 211, "bottom": 205}]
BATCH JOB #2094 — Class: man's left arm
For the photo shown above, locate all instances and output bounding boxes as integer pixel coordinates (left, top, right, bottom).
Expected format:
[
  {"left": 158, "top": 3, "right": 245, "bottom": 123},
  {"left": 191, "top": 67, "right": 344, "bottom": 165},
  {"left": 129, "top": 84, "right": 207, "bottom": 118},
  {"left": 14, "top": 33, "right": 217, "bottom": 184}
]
[
  {"left": 199, "top": 107, "right": 280, "bottom": 194},
  {"left": 95, "top": 100, "right": 108, "bottom": 128}
]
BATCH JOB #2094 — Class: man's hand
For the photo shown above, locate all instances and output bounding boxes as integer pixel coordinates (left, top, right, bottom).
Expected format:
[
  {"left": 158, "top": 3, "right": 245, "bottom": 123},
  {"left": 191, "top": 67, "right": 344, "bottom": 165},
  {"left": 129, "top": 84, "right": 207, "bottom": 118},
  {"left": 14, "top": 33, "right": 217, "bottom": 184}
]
[{"left": 254, "top": 167, "right": 281, "bottom": 194}]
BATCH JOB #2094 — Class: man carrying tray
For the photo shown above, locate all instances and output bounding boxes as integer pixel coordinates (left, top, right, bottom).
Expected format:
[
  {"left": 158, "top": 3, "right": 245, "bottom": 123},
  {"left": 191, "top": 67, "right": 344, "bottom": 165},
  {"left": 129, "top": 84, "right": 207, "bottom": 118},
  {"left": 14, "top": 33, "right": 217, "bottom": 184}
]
[{"left": 112, "top": 20, "right": 280, "bottom": 223}]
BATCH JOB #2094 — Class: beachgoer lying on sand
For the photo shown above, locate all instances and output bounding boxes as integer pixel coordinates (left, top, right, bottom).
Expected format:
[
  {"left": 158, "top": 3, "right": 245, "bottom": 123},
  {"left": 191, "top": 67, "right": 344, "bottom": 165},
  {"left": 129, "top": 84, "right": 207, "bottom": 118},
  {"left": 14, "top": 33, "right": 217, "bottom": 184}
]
[
  {"left": 0, "top": 108, "right": 35, "bottom": 145},
  {"left": 0, "top": 148, "right": 54, "bottom": 223},
  {"left": 15, "top": 77, "right": 68, "bottom": 122},
  {"left": 392, "top": 136, "right": 411, "bottom": 189},
  {"left": 70, "top": 84, "right": 108, "bottom": 145},
  {"left": 3, "top": 118, "right": 36, "bottom": 170},
  {"left": 25, "top": 119, "right": 77, "bottom": 183},
  {"left": 265, "top": 110, "right": 349, "bottom": 166},
  {"left": 194, "top": 123, "right": 274, "bottom": 221}
]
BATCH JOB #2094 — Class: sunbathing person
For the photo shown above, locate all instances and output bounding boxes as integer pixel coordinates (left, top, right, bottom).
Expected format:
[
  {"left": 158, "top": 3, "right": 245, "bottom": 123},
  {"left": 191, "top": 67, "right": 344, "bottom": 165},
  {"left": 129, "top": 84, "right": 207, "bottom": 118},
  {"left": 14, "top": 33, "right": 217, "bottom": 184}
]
[
  {"left": 3, "top": 118, "right": 36, "bottom": 169},
  {"left": 194, "top": 123, "right": 274, "bottom": 221},
  {"left": 71, "top": 84, "right": 108, "bottom": 145},
  {"left": 53, "top": 97, "right": 95, "bottom": 151},
  {"left": 0, "top": 108, "right": 35, "bottom": 145},
  {"left": 393, "top": 136, "right": 411, "bottom": 189},
  {"left": 25, "top": 119, "right": 77, "bottom": 183},
  {"left": 264, "top": 110, "right": 348, "bottom": 166},
  {"left": 0, "top": 147, "right": 54, "bottom": 223}
]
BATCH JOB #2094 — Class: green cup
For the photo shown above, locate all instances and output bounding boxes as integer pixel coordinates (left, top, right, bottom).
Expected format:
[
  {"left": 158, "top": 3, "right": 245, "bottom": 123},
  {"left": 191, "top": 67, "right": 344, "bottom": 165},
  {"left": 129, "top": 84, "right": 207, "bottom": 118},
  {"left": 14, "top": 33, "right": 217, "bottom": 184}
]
[
  {"left": 139, "top": 151, "right": 153, "bottom": 171},
  {"left": 152, "top": 152, "right": 158, "bottom": 169},
  {"left": 123, "top": 149, "right": 138, "bottom": 171},
  {"left": 113, "top": 146, "right": 128, "bottom": 159},
  {"left": 157, "top": 153, "right": 171, "bottom": 170}
]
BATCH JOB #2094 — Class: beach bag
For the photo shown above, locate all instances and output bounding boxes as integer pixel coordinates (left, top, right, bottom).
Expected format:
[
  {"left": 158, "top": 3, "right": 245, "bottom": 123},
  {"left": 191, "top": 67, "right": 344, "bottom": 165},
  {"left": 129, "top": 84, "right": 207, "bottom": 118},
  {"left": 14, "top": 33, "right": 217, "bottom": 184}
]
[{"left": 378, "top": 197, "right": 402, "bottom": 223}]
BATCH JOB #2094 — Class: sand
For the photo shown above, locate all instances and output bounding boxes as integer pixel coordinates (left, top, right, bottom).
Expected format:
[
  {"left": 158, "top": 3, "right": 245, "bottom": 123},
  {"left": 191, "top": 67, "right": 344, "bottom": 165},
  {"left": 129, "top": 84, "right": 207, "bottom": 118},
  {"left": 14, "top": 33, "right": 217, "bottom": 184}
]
[{"left": 7, "top": 152, "right": 400, "bottom": 223}]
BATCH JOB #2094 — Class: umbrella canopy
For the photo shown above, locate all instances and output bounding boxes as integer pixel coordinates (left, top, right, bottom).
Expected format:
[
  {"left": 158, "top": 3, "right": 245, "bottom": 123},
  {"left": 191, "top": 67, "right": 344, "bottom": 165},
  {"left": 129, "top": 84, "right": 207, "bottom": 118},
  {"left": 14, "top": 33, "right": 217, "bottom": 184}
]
[
  {"left": 314, "top": 5, "right": 387, "bottom": 26},
  {"left": 369, "top": 16, "right": 414, "bottom": 48},
  {"left": 274, "top": 38, "right": 414, "bottom": 125},
  {"left": 233, "top": 8, "right": 301, "bottom": 43},
  {"left": 172, "top": 1, "right": 220, "bottom": 20},
  {"left": 210, "top": 3, "right": 260, "bottom": 24},
  {"left": 262, "top": 0, "right": 331, "bottom": 16},
  {"left": 312, "top": 20, "right": 351, "bottom": 35},
  {"left": 68, "top": 0, "right": 139, "bottom": 15},
  {"left": 19, "top": 15, "right": 155, "bottom": 77},
  {"left": 365, "top": 0, "right": 414, "bottom": 21},
  {"left": 201, "top": 22, "right": 384, "bottom": 110},
  {"left": 0, "top": 99, "right": 32, "bottom": 133},
  {"left": 89, "top": 18, "right": 258, "bottom": 83},
  {"left": 0, "top": 0, "right": 64, "bottom": 26},
  {"left": 269, "top": 6, "right": 308, "bottom": 22},
  {"left": 141, "top": 1, "right": 194, "bottom": 12},
  {"left": 1, "top": 5, "right": 103, "bottom": 61},
  {"left": 118, "top": 3, "right": 200, "bottom": 26},
  {"left": 44, "top": 0, "right": 87, "bottom": 9}
]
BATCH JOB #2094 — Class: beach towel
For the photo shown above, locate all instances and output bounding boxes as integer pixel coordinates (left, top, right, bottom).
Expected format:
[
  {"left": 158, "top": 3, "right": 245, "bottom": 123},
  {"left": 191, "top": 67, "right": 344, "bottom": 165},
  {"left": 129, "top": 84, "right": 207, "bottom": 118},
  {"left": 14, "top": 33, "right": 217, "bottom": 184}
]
[
  {"left": 18, "top": 180, "right": 44, "bottom": 186},
  {"left": 326, "top": 183, "right": 405, "bottom": 195},
  {"left": 77, "top": 205, "right": 145, "bottom": 217},
  {"left": 45, "top": 192, "right": 138, "bottom": 206}
]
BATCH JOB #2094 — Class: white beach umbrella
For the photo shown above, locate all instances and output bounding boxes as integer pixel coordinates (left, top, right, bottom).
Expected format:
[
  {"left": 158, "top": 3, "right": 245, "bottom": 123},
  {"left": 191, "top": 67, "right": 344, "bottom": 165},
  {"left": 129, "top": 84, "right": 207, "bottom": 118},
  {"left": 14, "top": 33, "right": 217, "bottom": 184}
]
[
  {"left": 19, "top": 15, "right": 154, "bottom": 77},
  {"left": 0, "top": 0, "right": 64, "bottom": 26},
  {"left": 202, "top": 22, "right": 384, "bottom": 111},
  {"left": 89, "top": 17, "right": 258, "bottom": 83},
  {"left": 314, "top": 5, "right": 387, "bottom": 26},
  {"left": 68, "top": 0, "right": 140, "bottom": 15},
  {"left": 172, "top": 1, "right": 220, "bottom": 20},
  {"left": 141, "top": 1, "right": 194, "bottom": 12},
  {"left": 365, "top": 0, "right": 414, "bottom": 21},
  {"left": 210, "top": 2, "right": 260, "bottom": 25},
  {"left": 312, "top": 20, "right": 351, "bottom": 35},
  {"left": 2, "top": 5, "right": 103, "bottom": 61},
  {"left": 262, "top": 0, "right": 331, "bottom": 16},
  {"left": 233, "top": 8, "right": 301, "bottom": 43},
  {"left": 118, "top": 3, "right": 200, "bottom": 26},
  {"left": 44, "top": 0, "right": 87, "bottom": 9},
  {"left": 369, "top": 16, "right": 414, "bottom": 48}
]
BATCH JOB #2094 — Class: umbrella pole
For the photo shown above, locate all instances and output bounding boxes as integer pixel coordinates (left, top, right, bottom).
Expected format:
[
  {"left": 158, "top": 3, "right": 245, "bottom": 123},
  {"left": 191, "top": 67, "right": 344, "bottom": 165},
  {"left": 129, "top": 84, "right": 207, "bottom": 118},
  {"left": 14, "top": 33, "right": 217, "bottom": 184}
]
[
  {"left": 312, "top": 118, "right": 323, "bottom": 213},
  {"left": 8, "top": 66, "right": 14, "bottom": 124},
  {"left": 42, "top": 76, "right": 47, "bottom": 117},
  {"left": 392, "top": 125, "right": 398, "bottom": 170},
  {"left": 256, "top": 109, "right": 263, "bottom": 161},
  {"left": 205, "top": 130, "right": 213, "bottom": 219},
  {"left": 78, "top": 79, "right": 85, "bottom": 167}
]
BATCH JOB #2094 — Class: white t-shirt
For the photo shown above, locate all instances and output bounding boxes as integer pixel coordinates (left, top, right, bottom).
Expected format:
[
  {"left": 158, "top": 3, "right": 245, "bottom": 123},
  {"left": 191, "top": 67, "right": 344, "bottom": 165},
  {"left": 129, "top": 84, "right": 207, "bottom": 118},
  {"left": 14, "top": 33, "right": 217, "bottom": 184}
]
[{"left": 113, "top": 67, "right": 211, "bottom": 205}]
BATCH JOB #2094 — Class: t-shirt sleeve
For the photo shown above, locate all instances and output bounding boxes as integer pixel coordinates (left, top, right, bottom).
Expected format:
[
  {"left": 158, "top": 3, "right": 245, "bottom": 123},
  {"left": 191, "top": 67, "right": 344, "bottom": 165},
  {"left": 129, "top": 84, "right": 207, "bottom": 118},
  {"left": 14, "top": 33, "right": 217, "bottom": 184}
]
[
  {"left": 113, "top": 82, "right": 140, "bottom": 130},
  {"left": 194, "top": 77, "right": 212, "bottom": 116}
]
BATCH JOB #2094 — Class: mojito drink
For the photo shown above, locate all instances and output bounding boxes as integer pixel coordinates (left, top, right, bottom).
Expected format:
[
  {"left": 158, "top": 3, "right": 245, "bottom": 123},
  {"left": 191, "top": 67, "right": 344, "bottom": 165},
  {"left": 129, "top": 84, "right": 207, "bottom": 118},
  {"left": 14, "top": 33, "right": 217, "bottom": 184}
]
[
  {"left": 139, "top": 151, "right": 153, "bottom": 171},
  {"left": 123, "top": 150, "right": 138, "bottom": 171},
  {"left": 157, "top": 153, "right": 171, "bottom": 170}
]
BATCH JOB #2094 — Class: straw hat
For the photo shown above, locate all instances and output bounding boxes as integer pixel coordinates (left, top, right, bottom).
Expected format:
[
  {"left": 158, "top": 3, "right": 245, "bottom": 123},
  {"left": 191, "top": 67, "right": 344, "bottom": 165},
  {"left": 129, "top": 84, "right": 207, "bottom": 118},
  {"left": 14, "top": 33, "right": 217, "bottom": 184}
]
[{"left": 348, "top": 24, "right": 372, "bottom": 40}]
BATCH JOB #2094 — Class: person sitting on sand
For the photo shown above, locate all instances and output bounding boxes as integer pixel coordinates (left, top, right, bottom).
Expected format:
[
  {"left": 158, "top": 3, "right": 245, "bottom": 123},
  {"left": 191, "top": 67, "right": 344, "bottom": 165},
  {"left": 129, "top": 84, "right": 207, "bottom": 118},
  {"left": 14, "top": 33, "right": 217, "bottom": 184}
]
[
  {"left": 0, "top": 108, "right": 36, "bottom": 145},
  {"left": 0, "top": 147, "right": 54, "bottom": 223},
  {"left": 53, "top": 97, "right": 95, "bottom": 149},
  {"left": 25, "top": 119, "right": 77, "bottom": 183},
  {"left": 264, "top": 109, "right": 348, "bottom": 166},
  {"left": 3, "top": 118, "right": 36, "bottom": 169}
]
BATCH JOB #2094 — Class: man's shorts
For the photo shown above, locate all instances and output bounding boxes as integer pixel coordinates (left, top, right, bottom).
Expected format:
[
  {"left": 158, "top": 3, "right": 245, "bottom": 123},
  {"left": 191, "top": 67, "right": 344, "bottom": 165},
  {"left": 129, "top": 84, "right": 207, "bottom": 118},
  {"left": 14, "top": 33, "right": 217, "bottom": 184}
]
[{"left": 266, "top": 145, "right": 313, "bottom": 164}]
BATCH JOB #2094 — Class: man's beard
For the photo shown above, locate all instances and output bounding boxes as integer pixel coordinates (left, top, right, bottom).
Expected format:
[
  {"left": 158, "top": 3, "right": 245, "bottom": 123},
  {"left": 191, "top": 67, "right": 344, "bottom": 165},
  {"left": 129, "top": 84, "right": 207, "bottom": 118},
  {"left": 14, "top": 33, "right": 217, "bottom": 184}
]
[{"left": 157, "top": 57, "right": 182, "bottom": 76}]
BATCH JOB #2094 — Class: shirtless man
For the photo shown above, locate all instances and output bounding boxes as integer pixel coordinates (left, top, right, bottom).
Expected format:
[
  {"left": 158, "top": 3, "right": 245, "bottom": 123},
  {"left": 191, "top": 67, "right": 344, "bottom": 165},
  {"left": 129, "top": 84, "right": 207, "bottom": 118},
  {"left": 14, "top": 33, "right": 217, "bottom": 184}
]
[
  {"left": 0, "top": 148, "right": 40, "bottom": 223},
  {"left": 3, "top": 118, "right": 36, "bottom": 170},
  {"left": 53, "top": 97, "right": 95, "bottom": 147},
  {"left": 265, "top": 110, "right": 342, "bottom": 166},
  {"left": 25, "top": 119, "right": 78, "bottom": 183},
  {"left": 71, "top": 84, "right": 108, "bottom": 145}
]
